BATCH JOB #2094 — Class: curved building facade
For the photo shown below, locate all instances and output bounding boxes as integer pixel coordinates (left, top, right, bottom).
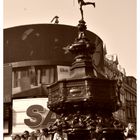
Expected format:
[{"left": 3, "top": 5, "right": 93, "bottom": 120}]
[{"left": 4, "top": 23, "right": 104, "bottom": 139}]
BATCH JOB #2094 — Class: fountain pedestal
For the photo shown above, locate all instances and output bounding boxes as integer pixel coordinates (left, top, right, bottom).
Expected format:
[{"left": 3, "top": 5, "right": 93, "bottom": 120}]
[{"left": 47, "top": 20, "right": 123, "bottom": 140}]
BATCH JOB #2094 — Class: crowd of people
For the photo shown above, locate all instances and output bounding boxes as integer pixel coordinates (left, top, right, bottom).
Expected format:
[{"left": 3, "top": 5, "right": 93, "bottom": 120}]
[
  {"left": 11, "top": 129, "right": 52, "bottom": 140},
  {"left": 90, "top": 123, "right": 136, "bottom": 140},
  {"left": 124, "top": 123, "right": 136, "bottom": 140},
  {"left": 11, "top": 123, "right": 136, "bottom": 140}
]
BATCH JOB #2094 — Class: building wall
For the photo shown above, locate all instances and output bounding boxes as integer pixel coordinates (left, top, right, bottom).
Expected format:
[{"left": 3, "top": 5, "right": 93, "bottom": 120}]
[
  {"left": 12, "top": 64, "right": 57, "bottom": 94},
  {"left": 4, "top": 24, "right": 104, "bottom": 72},
  {"left": 104, "top": 55, "right": 136, "bottom": 126},
  {"left": 4, "top": 63, "right": 71, "bottom": 138},
  {"left": 123, "top": 77, "right": 136, "bottom": 125},
  {"left": 3, "top": 24, "right": 136, "bottom": 138}
]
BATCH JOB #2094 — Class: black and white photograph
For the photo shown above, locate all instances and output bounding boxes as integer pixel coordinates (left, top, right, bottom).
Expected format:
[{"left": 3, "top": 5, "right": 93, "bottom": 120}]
[{"left": 3, "top": 0, "right": 137, "bottom": 140}]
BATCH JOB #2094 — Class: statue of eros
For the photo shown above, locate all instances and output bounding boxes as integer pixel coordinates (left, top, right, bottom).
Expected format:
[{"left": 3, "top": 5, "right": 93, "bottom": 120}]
[{"left": 78, "top": 0, "right": 95, "bottom": 20}]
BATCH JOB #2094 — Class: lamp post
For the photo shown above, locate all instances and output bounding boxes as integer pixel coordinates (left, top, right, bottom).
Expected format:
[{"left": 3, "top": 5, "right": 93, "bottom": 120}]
[{"left": 47, "top": 1, "right": 124, "bottom": 140}]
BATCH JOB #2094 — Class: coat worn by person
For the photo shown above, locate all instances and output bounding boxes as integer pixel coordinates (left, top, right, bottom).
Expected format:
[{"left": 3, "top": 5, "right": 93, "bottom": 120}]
[{"left": 53, "top": 132, "right": 68, "bottom": 140}]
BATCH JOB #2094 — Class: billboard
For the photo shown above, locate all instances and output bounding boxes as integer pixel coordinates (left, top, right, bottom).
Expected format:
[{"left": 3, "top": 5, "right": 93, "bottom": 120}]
[
  {"left": 12, "top": 98, "right": 56, "bottom": 134},
  {"left": 4, "top": 24, "right": 104, "bottom": 71},
  {"left": 57, "top": 65, "right": 71, "bottom": 80}
]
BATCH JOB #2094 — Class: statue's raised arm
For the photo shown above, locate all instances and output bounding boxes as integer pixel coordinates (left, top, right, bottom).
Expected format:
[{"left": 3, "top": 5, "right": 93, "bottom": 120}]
[{"left": 78, "top": 0, "right": 95, "bottom": 20}]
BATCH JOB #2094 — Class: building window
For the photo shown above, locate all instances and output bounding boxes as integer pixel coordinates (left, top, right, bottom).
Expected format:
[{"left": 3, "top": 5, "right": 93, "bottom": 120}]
[
  {"left": 132, "top": 81, "right": 136, "bottom": 89},
  {"left": 127, "top": 107, "right": 131, "bottom": 118},
  {"left": 134, "top": 106, "right": 136, "bottom": 119},
  {"left": 123, "top": 111, "right": 125, "bottom": 121},
  {"left": 127, "top": 92, "right": 130, "bottom": 100},
  {"left": 41, "top": 67, "right": 55, "bottom": 84},
  {"left": 13, "top": 71, "right": 20, "bottom": 88},
  {"left": 29, "top": 66, "right": 37, "bottom": 86},
  {"left": 120, "top": 94, "right": 125, "bottom": 104},
  {"left": 12, "top": 66, "right": 57, "bottom": 94}
]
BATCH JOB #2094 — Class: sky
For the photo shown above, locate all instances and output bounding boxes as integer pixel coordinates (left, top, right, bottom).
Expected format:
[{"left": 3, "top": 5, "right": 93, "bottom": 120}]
[{"left": 3, "top": 0, "right": 137, "bottom": 77}]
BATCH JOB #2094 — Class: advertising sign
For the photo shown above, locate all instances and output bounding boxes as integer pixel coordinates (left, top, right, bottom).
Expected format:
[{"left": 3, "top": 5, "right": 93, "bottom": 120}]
[
  {"left": 4, "top": 24, "right": 103, "bottom": 72},
  {"left": 12, "top": 98, "right": 56, "bottom": 134},
  {"left": 57, "top": 65, "right": 70, "bottom": 80},
  {"left": 4, "top": 103, "right": 11, "bottom": 135}
]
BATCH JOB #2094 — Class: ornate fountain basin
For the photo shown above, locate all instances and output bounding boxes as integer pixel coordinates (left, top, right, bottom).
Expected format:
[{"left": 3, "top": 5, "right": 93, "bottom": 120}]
[{"left": 47, "top": 77, "right": 121, "bottom": 113}]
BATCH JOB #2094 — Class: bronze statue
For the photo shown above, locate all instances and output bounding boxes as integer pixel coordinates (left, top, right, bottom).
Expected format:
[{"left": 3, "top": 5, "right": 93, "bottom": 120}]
[{"left": 78, "top": 0, "right": 95, "bottom": 20}]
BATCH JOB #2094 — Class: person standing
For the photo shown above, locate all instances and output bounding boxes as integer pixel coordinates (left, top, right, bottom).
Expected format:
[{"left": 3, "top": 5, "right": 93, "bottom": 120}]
[
  {"left": 38, "top": 129, "right": 49, "bottom": 140},
  {"left": 28, "top": 132, "right": 37, "bottom": 140},
  {"left": 53, "top": 130, "right": 68, "bottom": 140},
  {"left": 11, "top": 134, "right": 16, "bottom": 140},
  {"left": 14, "top": 134, "right": 21, "bottom": 140},
  {"left": 35, "top": 129, "right": 42, "bottom": 140},
  {"left": 124, "top": 123, "right": 136, "bottom": 139},
  {"left": 23, "top": 131, "right": 30, "bottom": 140},
  {"left": 91, "top": 124, "right": 103, "bottom": 140}
]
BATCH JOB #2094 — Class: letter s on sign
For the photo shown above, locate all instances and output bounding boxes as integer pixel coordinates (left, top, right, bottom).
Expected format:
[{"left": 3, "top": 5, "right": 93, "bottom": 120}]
[{"left": 24, "top": 105, "right": 44, "bottom": 128}]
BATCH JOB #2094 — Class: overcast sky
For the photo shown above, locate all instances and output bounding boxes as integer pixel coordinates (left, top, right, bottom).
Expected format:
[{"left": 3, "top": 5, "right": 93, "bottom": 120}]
[{"left": 3, "top": 0, "right": 137, "bottom": 77}]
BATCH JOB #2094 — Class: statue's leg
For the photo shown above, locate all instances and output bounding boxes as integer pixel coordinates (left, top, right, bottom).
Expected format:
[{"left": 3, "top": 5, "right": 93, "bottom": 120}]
[{"left": 80, "top": 7, "right": 84, "bottom": 20}]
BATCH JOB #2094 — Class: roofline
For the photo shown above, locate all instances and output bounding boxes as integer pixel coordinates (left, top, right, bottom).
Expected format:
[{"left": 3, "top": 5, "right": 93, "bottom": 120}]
[
  {"left": 3, "top": 23, "right": 103, "bottom": 42},
  {"left": 126, "top": 76, "right": 136, "bottom": 80},
  {"left": 5, "top": 60, "right": 71, "bottom": 68}
]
